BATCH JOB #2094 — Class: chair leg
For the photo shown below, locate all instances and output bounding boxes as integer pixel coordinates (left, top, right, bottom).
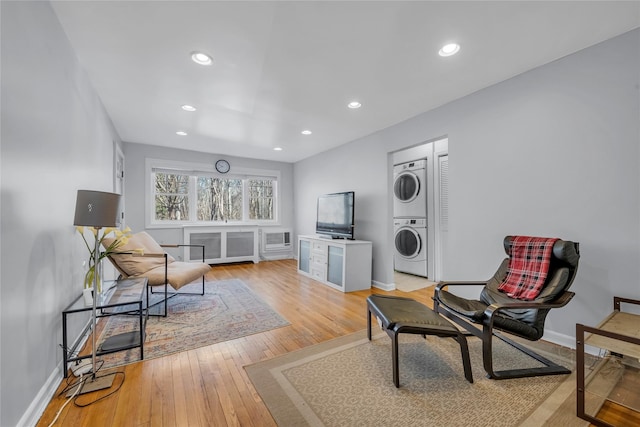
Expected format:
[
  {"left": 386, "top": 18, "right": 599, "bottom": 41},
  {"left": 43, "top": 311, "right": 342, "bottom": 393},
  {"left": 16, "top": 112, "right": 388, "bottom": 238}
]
[
  {"left": 482, "top": 327, "right": 571, "bottom": 380},
  {"left": 392, "top": 332, "right": 400, "bottom": 388},
  {"left": 147, "top": 256, "right": 170, "bottom": 317},
  {"left": 367, "top": 305, "right": 372, "bottom": 340},
  {"left": 147, "top": 279, "right": 206, "bottom": 317},
  {"left": 146, "top": 283, "right": 173, "bottom": 317},
  {"left": 196, "top": 245, "right": 205, "bottom": 296},
  {"left": 200, "top": 245, "right": 206, "bottom": 296},
  {"left": 436, "top": 302, "right": 569, "bottom": 380},
  {"left": 164, "top": 281, "right": 168, "bottom": 317},
  {"left": 146, "top": 248, "right": 207, "bottom": 316},
  {"left": 454, "top": 335, "right": 474, "bottom": 383}
]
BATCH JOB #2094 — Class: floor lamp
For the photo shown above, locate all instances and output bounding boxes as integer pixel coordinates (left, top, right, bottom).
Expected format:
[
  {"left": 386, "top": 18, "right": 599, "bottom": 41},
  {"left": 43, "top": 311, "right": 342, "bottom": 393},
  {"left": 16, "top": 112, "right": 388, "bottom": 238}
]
[{"left": 73, "top": 189, "right": 121, "bottom": 393}]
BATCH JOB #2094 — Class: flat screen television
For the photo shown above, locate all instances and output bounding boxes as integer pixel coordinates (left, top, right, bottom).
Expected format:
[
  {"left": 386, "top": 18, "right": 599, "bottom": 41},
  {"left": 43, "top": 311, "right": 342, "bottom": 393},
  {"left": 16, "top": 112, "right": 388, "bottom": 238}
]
[{"left": 316, "top": 191, "right": 355, "bottom": 239}]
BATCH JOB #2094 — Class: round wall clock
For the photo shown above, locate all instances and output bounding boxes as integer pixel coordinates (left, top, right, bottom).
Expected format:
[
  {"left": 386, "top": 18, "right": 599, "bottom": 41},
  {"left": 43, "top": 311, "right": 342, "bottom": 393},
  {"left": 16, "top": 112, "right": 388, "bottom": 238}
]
[{"left": 215, "top": 159, "right": 230, "bottom": 174}]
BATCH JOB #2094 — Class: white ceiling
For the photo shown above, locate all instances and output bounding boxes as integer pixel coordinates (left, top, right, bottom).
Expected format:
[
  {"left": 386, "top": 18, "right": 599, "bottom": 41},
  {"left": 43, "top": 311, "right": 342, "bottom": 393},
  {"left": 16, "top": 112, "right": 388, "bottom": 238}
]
[{"left": 51, "top": 1, "right": 640, "bottom": 163}]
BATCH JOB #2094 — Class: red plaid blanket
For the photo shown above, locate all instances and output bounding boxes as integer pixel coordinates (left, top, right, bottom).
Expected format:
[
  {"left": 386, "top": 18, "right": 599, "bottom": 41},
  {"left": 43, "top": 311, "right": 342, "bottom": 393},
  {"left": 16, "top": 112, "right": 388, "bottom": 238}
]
[{"left": 498, "top": 236, "right": 559, "bottom": 301}]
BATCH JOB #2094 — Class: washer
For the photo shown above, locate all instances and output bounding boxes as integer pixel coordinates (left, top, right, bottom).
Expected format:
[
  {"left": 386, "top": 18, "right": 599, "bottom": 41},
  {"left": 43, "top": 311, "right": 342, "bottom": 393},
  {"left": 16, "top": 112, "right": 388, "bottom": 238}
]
[
  {"left": 394, "top": 218, "right": 427, "bottom": 277},
  {"left": 393, "top": 160, "right": 427, "bottom": 218}
]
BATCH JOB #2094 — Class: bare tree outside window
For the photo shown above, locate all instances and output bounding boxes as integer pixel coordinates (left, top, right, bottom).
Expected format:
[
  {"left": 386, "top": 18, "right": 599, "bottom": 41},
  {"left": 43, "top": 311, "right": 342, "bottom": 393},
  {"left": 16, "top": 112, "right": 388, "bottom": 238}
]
[
  {"left": 197, "top": 177, "right": 242, "bottom": 221},
  {"left": 249, "top": 179, "right": 274, "bottom": 220},
  {"left": 151, "top": 166, "right": 277, "bottom": 224},
  {"left": 154, "top": 173, "right": 189, "bottom": 220}
]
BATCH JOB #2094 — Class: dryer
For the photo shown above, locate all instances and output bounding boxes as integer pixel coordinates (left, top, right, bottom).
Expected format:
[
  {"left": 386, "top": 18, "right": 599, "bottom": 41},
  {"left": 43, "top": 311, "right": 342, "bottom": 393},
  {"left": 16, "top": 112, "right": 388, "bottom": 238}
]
[
  {"left": 394, "top": 218, "right": 427, "bottom": 277},
  {"left": 393, "top": 160, "right": 427, "bottom": 218}
]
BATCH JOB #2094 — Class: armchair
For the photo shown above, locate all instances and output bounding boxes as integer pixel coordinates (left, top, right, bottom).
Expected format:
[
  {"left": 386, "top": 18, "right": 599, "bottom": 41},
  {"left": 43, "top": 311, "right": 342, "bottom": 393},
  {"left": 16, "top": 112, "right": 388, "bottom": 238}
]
[
  {"left": 433, "top": 236, "right": 580, "bottom": 379},
  {"left": 103, "top": 231, "right": 211, "bottom": 317}
]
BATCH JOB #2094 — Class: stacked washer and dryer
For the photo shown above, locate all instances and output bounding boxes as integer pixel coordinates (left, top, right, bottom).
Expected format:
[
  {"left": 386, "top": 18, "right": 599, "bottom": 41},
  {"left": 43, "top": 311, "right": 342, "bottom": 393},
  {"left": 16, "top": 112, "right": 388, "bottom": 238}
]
[{"left": 393, "top": 160, "right": 428, "bottom": 277}]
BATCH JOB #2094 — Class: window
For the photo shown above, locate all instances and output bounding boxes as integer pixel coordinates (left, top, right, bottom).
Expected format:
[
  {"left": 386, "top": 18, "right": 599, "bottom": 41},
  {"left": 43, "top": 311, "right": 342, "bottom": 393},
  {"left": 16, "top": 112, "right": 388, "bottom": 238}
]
[
  {"left": 196, "top": 176, "right": 242, "bottom": 221},
  {"left": 147, "top": 159, "right": 279, "bottom": 226},
  {"left": 155, "top": 172, "right": 190, "bottom": 221},
  {"left": 248, "top": 178, "right": 274, "bottom": 220}
]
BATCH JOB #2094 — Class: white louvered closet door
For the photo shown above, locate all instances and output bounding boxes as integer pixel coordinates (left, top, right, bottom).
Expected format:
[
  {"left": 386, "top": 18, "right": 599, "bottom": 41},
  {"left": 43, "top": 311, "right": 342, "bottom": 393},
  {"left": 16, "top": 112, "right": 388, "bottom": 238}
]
[
  {"left": 434, "top": 152, "right": 449, "bottom": 280},
  {"left": 438, "top": 155, "right": 449, "bottom": 233}
]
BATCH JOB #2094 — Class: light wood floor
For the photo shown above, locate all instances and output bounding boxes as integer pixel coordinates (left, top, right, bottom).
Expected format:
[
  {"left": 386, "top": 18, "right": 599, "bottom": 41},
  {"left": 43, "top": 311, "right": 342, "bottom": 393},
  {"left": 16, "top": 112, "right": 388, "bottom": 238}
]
[{"left": 37, "top": 260, "right": 635, "bottom": 426}]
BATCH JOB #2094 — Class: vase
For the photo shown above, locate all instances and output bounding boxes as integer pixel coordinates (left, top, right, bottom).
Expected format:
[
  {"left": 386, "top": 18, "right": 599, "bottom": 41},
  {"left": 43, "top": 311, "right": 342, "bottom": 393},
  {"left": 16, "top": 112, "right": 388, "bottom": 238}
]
[{"left": 83, "top": 260, "right": 103, "bottom": 305}]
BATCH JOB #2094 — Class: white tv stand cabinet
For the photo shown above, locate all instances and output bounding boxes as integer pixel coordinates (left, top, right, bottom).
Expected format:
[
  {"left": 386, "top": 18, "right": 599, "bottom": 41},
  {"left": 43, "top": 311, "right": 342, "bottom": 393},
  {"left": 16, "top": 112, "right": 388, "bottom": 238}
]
[{"left": 298, "top": 235, "right": 372, "bottom": 292}]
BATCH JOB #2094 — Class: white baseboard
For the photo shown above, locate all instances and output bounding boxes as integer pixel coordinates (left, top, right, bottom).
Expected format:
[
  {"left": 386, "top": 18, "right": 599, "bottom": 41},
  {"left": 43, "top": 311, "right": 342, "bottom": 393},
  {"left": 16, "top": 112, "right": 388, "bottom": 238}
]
[
  {"left": 372, "top": 280, "right": 394, "bottom": 291},
  {"left": 259, "top": 253, "right": 294, "bottom": 261},
  {"left": 542, "top": 330, "right": 575, "bottom": 350},
  {"left": 543, "top": 329, "right": 604, "bottom": 356},
  {"left": 20, "top": 316, "right": 94, "bottom": 426},
  {"left": 17, "top": 365, "right": 62, "bottom": 427}
]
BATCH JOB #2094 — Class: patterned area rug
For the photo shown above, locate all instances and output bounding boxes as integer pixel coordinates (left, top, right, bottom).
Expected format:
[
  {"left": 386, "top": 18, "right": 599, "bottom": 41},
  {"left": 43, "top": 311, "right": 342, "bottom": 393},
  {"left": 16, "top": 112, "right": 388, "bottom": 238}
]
[
  {"left": 246, "top": 330, "right": 585, "bottom": 427},
  {"left": 97, "top": 279, "right": 290, "bottom": 368}
]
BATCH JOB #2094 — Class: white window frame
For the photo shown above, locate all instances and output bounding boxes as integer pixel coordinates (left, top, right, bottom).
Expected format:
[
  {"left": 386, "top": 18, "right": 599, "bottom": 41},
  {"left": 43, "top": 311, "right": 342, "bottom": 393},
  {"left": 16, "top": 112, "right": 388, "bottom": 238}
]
[{"left": 145, "top": 158, "right": 280, "bottom": 228}]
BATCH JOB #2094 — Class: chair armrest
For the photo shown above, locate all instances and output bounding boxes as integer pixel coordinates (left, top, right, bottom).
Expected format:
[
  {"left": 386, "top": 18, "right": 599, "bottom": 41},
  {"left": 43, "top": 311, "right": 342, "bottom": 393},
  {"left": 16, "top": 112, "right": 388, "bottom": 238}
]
[
  {"left": 139, "top": 253, "right": 166, "bottom": 258},
  {"left": 435, "top": 281, "right": 488, "bottom": 293},
  {"left": 614, "top": 296, "right": 640, "bottom": 311},
  {"left": 112, "top": 251, "right": 167, "bottom": 259},
  {"left": 159, "top": 244, "right": 205, "bottom": 263},
  {"left": 484, "top": 291, "right": 575, "bottom": 321}
]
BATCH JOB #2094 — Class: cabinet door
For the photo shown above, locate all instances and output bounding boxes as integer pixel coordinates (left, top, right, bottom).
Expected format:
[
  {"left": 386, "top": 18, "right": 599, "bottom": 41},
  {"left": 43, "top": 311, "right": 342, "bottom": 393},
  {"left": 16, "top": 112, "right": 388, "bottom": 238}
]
[
  {"left": 298, "top": 239, "right": 310, "bottom": 273},
  {"left": 326, "top": 245, "right": 344, "bottom": 287}
]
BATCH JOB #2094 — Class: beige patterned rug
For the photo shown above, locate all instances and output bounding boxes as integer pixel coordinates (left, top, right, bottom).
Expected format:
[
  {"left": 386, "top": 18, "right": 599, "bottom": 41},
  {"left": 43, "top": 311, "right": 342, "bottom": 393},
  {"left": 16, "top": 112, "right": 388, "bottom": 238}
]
[{"left": 246, "top": 330, "right": 590, "bottom": 427}]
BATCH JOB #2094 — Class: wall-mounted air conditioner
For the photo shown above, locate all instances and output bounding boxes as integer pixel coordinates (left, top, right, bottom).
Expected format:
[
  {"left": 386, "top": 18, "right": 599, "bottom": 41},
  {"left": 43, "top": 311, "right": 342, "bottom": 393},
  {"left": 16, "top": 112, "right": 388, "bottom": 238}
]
[
  {"left": 258, "top": 229, "right": 293, "bottom": 261},
  {"left": 261, "top": 229, "right": 291, "bottom": 252}
]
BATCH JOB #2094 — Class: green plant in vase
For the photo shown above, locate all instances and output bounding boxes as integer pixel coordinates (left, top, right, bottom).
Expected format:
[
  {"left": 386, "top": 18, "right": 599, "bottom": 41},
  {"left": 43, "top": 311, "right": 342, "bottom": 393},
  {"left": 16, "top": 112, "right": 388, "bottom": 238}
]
[{"left": 76, "top": 226, "right": 133, "bottom": 292}]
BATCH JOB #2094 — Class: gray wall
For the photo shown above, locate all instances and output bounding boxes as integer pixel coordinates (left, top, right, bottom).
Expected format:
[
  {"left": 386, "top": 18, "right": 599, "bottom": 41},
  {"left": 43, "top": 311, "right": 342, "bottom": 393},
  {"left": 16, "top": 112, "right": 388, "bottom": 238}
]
[
  {"left": 1, "top": 1, "right": 638, "bottom": 423},
  {"left": 294, "top": 29, "right": 640, "bottom": 345},
  {"left": 1, "top": 2, "right": 122, "bottom": 426},
  {"left": 122, "top": 142, "right": 295, "bottom": 249}
]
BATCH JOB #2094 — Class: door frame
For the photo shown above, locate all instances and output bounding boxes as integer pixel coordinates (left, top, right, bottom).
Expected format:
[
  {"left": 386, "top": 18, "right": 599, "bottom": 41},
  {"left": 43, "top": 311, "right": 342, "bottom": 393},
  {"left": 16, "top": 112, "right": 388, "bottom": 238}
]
[{"left": 390, "top": 137, "right": 448, "bottom": 282}]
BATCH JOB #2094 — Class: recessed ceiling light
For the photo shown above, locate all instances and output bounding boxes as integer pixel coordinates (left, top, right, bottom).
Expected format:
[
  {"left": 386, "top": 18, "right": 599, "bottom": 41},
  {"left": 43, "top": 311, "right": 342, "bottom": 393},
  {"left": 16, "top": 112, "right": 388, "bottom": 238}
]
[
  {"left": 191, "top": 51, "right": 212, "bottom": 66},
  {"left": 176, "top": 131, "right": 188, "bottom": 136},
  {"left": 181, "top": 104, "right": 197, "bottom": 112},
  {"left": 273, "top": 147, "right": 283, "bottom": 151},
  {"left": 347, "top": 101, "right": 362, "bottom": 109},
  {"left": 439, "top": 43, "right": 460, "bottom": 57},
  {"left": 301, "top": 130, "right": 312, "bottom": 135}
]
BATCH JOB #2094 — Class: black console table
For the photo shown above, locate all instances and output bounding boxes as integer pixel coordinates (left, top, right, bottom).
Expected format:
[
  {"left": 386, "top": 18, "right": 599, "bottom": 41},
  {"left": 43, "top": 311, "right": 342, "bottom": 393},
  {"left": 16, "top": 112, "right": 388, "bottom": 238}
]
[{"left": 62, "top": 277, "right": 148, "bottom": 377}]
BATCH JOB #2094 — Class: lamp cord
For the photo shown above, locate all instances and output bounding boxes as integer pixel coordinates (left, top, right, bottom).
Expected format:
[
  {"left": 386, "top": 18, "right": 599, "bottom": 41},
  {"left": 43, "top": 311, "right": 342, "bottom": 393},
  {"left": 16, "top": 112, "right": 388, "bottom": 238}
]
[
  {"left": 48, "top": 364, "right": 124, "bottom": 424},
  {"left": 73, "top": 372, "right": 125, "bottom": 408},
  {"left": 47, "top": 373, "right": 85, "bottom": 427}
]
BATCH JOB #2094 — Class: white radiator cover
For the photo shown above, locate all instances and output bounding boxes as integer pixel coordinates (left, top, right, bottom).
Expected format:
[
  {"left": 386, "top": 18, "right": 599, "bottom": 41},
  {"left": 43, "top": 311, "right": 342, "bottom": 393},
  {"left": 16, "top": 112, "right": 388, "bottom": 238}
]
[{"left": 183, "top": 226, "right": 259, "bottom": 264}]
